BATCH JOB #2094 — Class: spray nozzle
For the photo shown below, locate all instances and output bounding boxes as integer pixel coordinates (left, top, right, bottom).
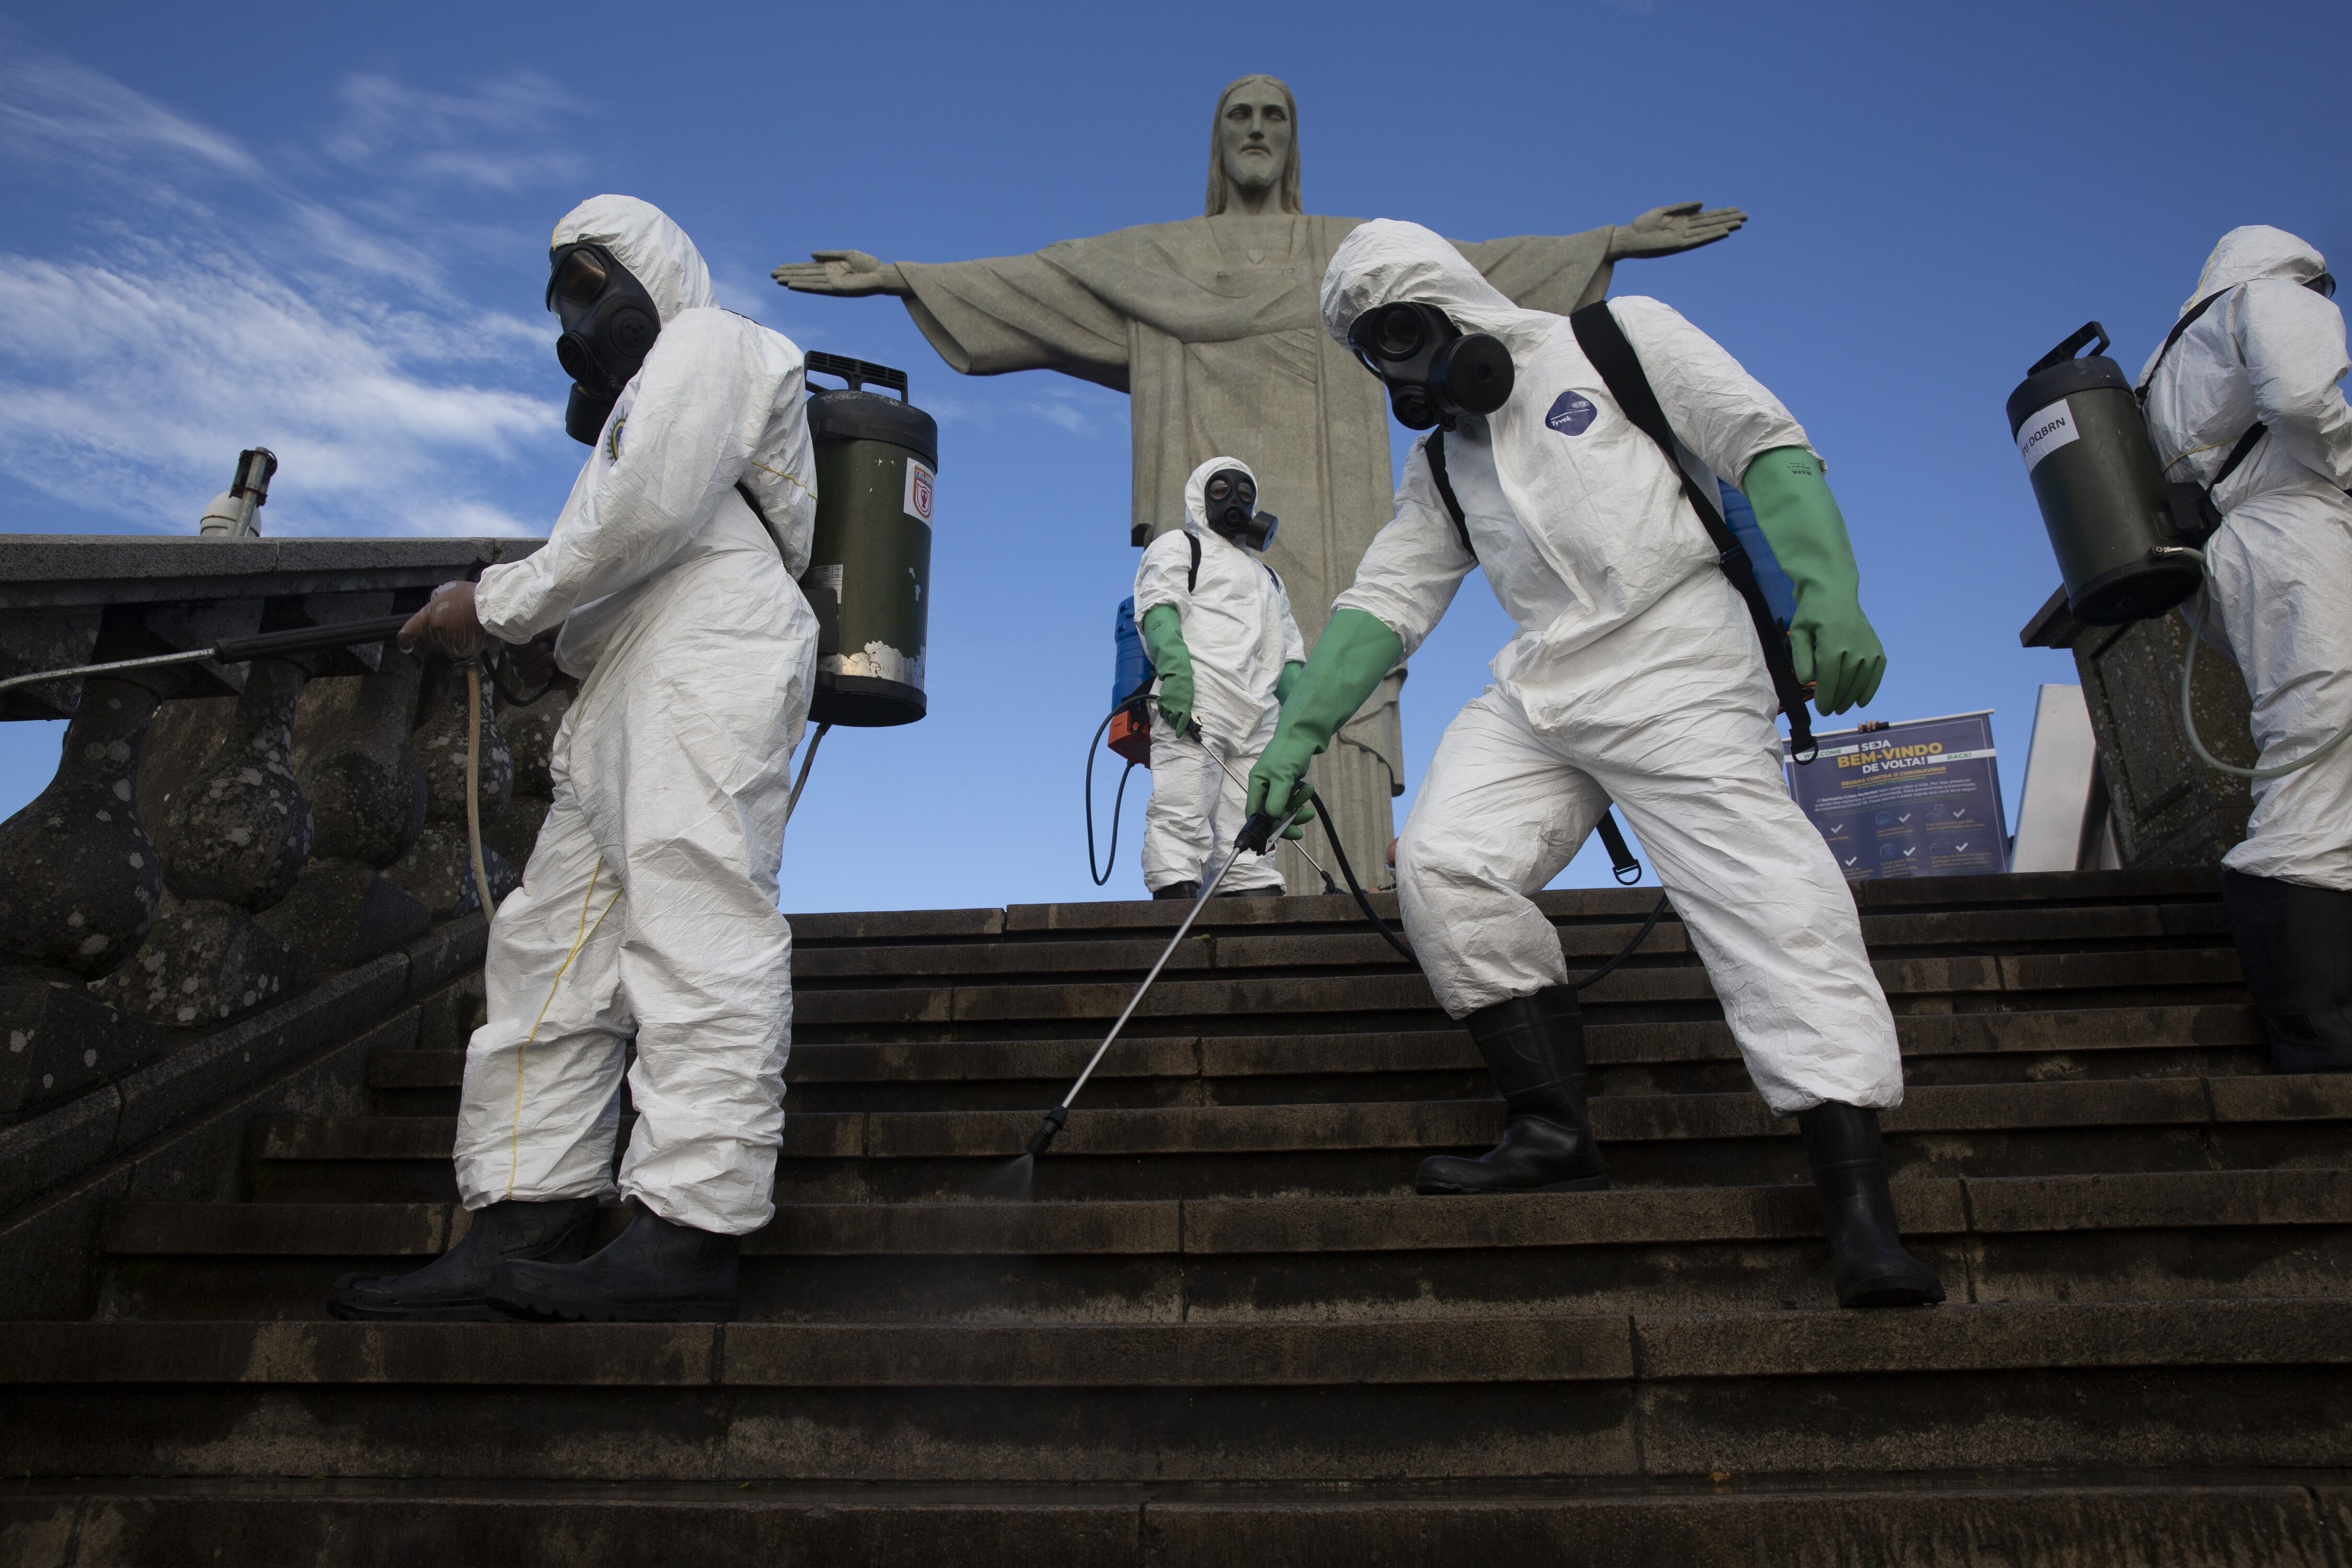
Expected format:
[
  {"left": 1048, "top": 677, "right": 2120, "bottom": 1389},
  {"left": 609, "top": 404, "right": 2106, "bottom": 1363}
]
[{"left": 1025, "top": 1105, "right": 1069, "bottom": 1158}]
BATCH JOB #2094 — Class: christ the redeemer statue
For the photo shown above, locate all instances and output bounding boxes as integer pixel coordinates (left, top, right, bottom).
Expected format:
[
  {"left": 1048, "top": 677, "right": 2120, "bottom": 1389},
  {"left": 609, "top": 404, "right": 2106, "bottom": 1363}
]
[{"left": 776, "top": 74, "right": 1744, "bottom": 892}]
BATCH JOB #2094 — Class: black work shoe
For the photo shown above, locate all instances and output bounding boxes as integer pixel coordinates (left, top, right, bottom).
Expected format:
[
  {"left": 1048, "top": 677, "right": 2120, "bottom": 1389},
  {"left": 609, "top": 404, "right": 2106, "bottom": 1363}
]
[
  {"left": 1417, "top": 986, "right": 1608, "bottom": 1194},
  {"left": 1800, "top": 1101, "right": 1944, "bottom": 1309},
  {"left": 1151, "top": 881, "right": 1200, "bottom": 902},
  {"left": 326, "top": 1198, "right": 599, "bottom": 1321},
  {"left": 2221, "top": 868, "right": 2352, "bottom": 1073},
  {"left": 487, "top": 1198, "right": 739, "bottom": 1322}
]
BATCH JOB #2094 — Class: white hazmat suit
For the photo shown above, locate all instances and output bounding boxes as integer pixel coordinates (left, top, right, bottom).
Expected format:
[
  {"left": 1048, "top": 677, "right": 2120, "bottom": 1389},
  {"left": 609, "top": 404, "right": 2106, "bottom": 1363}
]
[
  {"left": 2140, "top": 226, "right": 2352, "bottom": 890},
  {"left": 1323, "top": 221, "right": 1901, "bottom": 1115},
  {"left": 1134, "top": 457, "right": 1305, "bottom": 895},
  {"left": 454, "top": 196, "right": 820, "bottom": 1236}
]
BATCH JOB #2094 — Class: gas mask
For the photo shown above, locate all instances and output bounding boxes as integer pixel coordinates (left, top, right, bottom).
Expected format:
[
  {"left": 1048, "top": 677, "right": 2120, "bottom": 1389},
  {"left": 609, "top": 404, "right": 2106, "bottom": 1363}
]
[
  {"left": 548, "top": 243, "right": 663, "bottom": 445},
  {"left": 1202, "top": 467, "right": 1277, "bottom": 551},
  {"left": 1347, "top": 301, "right": 1515, "bottom": 431}
]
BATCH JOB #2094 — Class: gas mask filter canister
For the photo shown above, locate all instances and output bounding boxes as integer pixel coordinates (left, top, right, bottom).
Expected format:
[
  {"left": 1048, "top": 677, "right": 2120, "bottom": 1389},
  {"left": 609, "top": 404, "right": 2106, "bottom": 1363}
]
[
  {"left": 1347, "top": 301, "right": 1515, "bottom": 430},
  {"left": 549, "top": 243, "right": 664, "bottom": 444}
]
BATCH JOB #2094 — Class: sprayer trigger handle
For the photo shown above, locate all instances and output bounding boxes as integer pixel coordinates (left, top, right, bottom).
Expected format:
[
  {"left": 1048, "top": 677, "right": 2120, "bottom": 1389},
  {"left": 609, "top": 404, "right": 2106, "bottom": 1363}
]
[{"left": 1237, "top": 811, "right": 1279, "bottom": 857}]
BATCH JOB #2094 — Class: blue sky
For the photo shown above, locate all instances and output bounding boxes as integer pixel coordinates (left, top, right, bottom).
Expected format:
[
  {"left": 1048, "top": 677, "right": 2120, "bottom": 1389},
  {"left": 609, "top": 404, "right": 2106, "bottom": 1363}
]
[{"left": 1, "top": 0, "right": 2345, "bottom": 913}]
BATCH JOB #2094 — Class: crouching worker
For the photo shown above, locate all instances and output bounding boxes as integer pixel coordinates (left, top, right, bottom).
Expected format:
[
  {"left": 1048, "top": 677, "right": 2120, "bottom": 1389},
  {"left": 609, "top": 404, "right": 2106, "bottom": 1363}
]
[
  {"left": 1250, "top": 220, "right": 1940, "bottom": 1309},
  {"left": 1136, "top": 456, "right": 1306, "bottom": 900},
  {"left": 327, "top": 195, "right": 819, "bottom": 1323}
]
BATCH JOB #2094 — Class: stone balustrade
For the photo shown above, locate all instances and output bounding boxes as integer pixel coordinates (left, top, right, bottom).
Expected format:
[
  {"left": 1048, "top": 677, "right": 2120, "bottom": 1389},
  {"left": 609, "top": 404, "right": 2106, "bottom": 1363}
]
[
  {"left": 0, "top": 537, "right": 555, "bottom": 1121},
  {"left": 2020, "top": 586, "right": 2257, "bottom": 869}
]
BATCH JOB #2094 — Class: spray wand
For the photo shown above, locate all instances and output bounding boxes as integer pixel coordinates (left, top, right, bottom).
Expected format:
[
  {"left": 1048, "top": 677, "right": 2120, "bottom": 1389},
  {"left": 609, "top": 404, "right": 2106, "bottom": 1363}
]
[{"left": 1019, "top": 793, "right": 1311, "bottom": 1162}]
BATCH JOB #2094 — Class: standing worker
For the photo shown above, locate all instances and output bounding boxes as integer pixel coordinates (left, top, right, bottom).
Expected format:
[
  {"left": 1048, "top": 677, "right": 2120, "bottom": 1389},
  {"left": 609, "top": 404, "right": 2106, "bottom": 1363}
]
[
  {"left": 2140, "top": 226, "right": 2352, "bottom": 1072},
  {"left": 1136, "top": 456, "right": 1306, "bottom": 900},
  {"left": 1251, "top": 220, "right": 1940, "bottom": 1309},
  {"left": 327, "top": 195, "right": 820, "bottom": 1323}
]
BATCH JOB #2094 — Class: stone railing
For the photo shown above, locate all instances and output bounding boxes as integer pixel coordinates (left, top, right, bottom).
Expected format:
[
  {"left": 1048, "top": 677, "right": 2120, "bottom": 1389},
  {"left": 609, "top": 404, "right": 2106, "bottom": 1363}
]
[
  {"left": 2021, "top": 585, "right": 2256, "bottom": 869},
  {"left": 0, "top": 537, "right": 561, "bottom": 1124}
]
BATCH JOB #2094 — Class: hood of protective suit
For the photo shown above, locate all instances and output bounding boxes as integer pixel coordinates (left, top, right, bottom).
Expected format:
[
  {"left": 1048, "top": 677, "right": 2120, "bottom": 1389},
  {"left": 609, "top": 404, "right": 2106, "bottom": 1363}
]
[
  {"left": 1183, "top": 454, "right": 1258, "bottom": 540},
  {"left": 2180, "top": 225, "right": 2328, "bottom": 318},
  {"left": 552, "top": 194, "right": 716, "bottom": 327},
  {"left": 1321, "top": 219, "right": 1546, "bottom": 352}
]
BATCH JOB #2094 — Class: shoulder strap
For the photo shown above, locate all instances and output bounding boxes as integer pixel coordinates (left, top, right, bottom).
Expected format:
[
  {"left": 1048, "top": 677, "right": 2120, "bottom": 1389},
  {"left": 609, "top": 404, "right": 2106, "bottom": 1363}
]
[
  {"left": 2137, "top": 287, "right": 2231, "bottom": 401},
  {"left": 2138, "top": 285, "right": 2268, "bottom": 492},
  {"left": 1186, "top": 532, "right": 1201, "bottom": 593},
  {"left": 2214, "top": 421, "right": 2268, "bottom": 487},
  {"left": 1568, "top": 301, "right": 1817, "bottom": 759},
  {"left": 1264, "top": 561, "right": 1282, "bottom": 592},
  {"left": 1424, "top": 430, "right": 1478, "bottom": 559}
]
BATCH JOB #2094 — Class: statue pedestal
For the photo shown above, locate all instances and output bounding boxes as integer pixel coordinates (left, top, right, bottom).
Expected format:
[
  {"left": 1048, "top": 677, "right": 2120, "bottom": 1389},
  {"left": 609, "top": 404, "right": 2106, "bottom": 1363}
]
[{"left": 2022, "top": 589, "right": 2255, "bottom": 868}]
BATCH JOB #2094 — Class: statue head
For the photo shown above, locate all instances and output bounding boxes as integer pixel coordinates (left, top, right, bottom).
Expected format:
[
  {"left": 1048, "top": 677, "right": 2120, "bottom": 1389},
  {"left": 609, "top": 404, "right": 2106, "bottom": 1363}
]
[{"left": 1205, "top": 75, "right": 1301, "bottom": 217}]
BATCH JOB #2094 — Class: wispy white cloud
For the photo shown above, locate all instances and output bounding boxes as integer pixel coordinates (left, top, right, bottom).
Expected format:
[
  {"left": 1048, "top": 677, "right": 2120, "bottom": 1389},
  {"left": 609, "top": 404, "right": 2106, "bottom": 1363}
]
[
  {"left": 924, "top": 385, "right": 1105, "bottom": 437},
  {"left": 0, "top": 51, "right": 261, "bottom": 183},
  {"left": 325, "top": 73, "right": 587, "bottom": 194},
  {"left": 0, "top": 50, "right": 589, "bottom": 537}
]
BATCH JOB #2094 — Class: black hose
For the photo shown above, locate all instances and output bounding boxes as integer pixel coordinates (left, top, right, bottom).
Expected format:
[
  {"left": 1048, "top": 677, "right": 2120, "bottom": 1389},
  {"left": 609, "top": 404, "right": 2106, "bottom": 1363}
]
[
  {"left": 1084, "top": 705, "right": 1140, "bottom": 887},
  {"left": 1308, "top": 792, "right": 1417, "bottom": 964},
  {"left": 1570, "top": 892, "right": 1671, "bottom": 993},
  {"left": 1307, "top": 790, "right": 1669, "bottom": 988}
]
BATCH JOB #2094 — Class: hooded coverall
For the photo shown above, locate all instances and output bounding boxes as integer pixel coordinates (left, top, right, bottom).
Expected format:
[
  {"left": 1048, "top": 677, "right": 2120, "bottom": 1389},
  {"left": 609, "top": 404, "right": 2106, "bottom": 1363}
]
[{"left": 453, "top": 195, "right": 820, "bottom": 1236}]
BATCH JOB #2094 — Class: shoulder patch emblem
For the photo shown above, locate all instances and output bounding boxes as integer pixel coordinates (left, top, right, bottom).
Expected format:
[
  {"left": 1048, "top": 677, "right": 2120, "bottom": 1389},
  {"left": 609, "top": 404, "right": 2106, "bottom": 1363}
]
[{"left": 1546, "top": 391, "right": 1597, "bottom": 437}]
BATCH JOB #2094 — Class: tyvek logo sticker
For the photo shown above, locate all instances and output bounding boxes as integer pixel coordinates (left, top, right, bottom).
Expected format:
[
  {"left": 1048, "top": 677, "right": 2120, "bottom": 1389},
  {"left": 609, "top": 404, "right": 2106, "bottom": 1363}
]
[
  {"left": 904, "top": 459, "right": 936, "bottom": 524},
  {"left": 2015, "top": 399, "right": 2078, "bottom": 474},
  {"left": 1546, "top": 390, "right": 1597, "bottom": 437}
]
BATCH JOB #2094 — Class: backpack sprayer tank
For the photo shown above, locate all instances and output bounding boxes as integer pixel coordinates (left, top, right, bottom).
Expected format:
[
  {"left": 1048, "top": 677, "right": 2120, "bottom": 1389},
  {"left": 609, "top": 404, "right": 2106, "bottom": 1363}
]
[
  {"left": 1108, "top": 596, "right": 1154, "bottom": 765},
  {"left": 2008, "top": 322, "right": 2205, "bottom": 625},
  {"left": 802, "top": 352, "right": 938, "bottom": 726}
]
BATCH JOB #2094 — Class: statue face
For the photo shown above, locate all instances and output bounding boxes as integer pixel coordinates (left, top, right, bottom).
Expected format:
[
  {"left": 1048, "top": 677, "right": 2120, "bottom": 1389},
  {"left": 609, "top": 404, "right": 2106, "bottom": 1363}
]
[{"left": 1218, "top": 85, "right": 1293, "bottom": 195}]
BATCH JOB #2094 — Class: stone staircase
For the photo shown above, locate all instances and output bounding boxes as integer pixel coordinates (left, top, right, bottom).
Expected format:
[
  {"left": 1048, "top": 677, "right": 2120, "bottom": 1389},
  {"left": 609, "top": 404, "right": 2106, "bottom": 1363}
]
[{"left": 6, "top": 867, "right": 2351, "bottom": 1565}]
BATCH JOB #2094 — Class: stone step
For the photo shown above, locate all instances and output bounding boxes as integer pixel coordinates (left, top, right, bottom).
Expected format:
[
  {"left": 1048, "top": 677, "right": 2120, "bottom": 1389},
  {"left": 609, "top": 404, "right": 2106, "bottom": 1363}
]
[
  {"left": 3, "top": 1300, "right": 2347, "bottom": 1483},
  {"left": 2, "top": 1475, "right": 2339, "bottom": 1567},
  {"left": 94, "top": 1169, "right": 2352, "bottom": 1323},
  {"left": 782, "top": 902, "right": 2232, "bottom": 985},
  {"left": 771, "top": 869, "right": 2223, "bottom": 952},
  {"left": 249, "top": 1075, "right": 2352, "bottom": 1204},
  {"left": 786, "top": 947, "right": 2248, "bottom": 1036},
  {"left": 361, "top": 1004, "right": 2272, "bottom": 1115}
]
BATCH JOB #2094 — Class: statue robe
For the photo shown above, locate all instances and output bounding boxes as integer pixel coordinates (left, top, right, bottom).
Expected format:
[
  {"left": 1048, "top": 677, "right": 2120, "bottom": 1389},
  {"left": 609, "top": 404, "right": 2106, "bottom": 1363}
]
[{"left": 896, "top": 211, "right": 1617, "bottom": 890}]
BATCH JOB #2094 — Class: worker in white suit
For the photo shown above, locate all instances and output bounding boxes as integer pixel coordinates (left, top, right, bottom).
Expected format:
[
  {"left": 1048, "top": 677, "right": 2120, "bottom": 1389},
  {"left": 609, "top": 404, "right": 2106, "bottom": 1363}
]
[
  {"left": 1251, "top": 220, "right": 1939, "bottom": 1308},
  {"left": 1133, "top": 456, "right": 1305, "bottom": 900},
  {"left": 329, "top": 195, "right": 818, "bottom": 1323},
  {"left": 2139, "top": 225, "right": 2352, "bottom": 1074}
]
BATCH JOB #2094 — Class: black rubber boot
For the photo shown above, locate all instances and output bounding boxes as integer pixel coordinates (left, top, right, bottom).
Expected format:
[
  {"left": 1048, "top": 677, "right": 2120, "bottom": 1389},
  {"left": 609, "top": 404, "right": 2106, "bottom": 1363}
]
[
  {"left": 487, "top": 1198, "right": 740, "bottom": 1322},
  {"left": 1799, "top": 1102, "right": 1944, "bottom": 1309},
  {"left": 1416, "top": 986, "right": 1608, "bottom": 1194},
  {"left": 2221, "top": 868, "right": 2352, "bottom": 1073},
  {"left": 1216, "top": 885, "right": 1284, "bottom": 897},
  {"left": 326, "top": 1198, "right": 598, "bottom": 1321},
  {"left": 1151, "top": 881, "right": 1200, "bottom": 902}
]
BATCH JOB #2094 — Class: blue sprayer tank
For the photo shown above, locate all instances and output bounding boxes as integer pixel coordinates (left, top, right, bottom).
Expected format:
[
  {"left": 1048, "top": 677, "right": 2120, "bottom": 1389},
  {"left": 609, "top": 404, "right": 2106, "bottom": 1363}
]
[
  {"left": 1107, "top": 596, "right": 1156, "bottom": 766},
  {"left": 1112, "top": 597, "right": 1152, "bottom": 710}
]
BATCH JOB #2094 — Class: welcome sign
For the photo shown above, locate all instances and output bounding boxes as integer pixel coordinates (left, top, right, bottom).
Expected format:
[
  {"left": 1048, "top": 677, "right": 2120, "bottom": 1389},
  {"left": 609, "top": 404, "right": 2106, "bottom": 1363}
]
[{"left": 1785, "top": 711, "right": 2010, "bottom": 881}]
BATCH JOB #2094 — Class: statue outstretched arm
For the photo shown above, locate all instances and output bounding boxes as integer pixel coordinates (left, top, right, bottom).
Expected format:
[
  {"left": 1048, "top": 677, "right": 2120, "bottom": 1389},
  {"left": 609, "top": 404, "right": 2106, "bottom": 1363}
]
[
  {"left": 772, "top": 250, "right": 914, "bottom": 298},
  {"left": 1607, "top": 203, "right": 1747, "bottom": 261}
]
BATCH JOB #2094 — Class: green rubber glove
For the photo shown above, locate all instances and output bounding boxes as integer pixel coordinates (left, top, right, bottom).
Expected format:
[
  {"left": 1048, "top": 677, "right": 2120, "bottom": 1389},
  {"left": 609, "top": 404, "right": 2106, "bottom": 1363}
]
[
  {"left": 1247, "top": 608, "right": 1405, "bottom": 831},
  {"left": 1275, "top": 660, "right": 1306, "bottom": 706},
  {"left": 1740, "top": 445, "right": 1887, "bottom": 716},
  {"left": 1139, "top": 603, "right": 1195, "bottom": 737}
]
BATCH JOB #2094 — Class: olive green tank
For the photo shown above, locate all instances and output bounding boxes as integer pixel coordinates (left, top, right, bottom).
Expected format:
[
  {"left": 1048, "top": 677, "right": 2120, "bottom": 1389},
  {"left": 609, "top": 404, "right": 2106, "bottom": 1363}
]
[{"left": 802, "top": 353, "right": 938, "bottom": 727}]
